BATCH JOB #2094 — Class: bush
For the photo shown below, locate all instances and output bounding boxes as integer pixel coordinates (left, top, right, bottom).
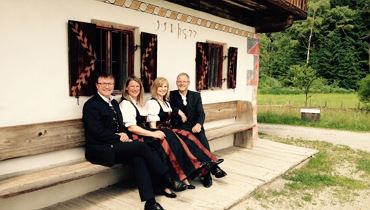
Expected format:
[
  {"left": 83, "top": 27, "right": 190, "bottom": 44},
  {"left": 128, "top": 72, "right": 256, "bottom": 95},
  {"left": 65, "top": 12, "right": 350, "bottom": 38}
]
[
  {"left": 258, "top": 72, "right": 355, "bottom": 95},
  {"left": 259, "top": 74, "right": 282, "bottom": 89},
  {"left": 358, "top": 74, "right": 370, "bottom": 103},
  {"left": 358, "top": 75, "right": 370, "bottom": 110}
]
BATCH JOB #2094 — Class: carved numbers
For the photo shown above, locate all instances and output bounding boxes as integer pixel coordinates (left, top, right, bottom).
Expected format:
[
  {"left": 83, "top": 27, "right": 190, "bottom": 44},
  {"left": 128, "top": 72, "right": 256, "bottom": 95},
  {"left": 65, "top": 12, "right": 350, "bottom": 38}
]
[{"left": 155, "top": 20, "right": 197, "bottom": 39}]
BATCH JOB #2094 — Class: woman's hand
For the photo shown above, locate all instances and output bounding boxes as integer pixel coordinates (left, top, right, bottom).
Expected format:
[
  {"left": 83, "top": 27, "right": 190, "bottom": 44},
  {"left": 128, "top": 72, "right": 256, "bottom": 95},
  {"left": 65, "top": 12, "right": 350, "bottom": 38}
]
[
  {"left": 116, "top": 132, "right": 132, "bottom": 142},
  {"left": 152, "top": 130, "right": 166, "bottom": 140}
]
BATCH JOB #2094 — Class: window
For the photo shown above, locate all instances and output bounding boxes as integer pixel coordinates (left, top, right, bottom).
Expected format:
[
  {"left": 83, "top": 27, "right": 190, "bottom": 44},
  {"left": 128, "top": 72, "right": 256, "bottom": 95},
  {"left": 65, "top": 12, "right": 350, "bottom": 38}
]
[
  {"left": 68, "top": 20, "right": 134, "bottom": 97},
  {"left": 195, "top": 42, "right": 224, "bottom": 90}
]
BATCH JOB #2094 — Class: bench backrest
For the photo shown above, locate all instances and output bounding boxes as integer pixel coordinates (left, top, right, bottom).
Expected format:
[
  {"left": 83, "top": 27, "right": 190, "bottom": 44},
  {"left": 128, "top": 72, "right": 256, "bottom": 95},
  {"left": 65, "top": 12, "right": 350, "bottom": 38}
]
[{"left": 0, "top": 100, "right": 253, "bottom": 161}]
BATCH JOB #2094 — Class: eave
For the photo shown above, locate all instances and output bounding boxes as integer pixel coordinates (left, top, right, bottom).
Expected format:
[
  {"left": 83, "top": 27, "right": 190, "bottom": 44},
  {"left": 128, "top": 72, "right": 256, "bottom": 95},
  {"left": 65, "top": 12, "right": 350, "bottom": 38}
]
[{"left": 164, "top": 0, "right": 308, "bottom": 33}]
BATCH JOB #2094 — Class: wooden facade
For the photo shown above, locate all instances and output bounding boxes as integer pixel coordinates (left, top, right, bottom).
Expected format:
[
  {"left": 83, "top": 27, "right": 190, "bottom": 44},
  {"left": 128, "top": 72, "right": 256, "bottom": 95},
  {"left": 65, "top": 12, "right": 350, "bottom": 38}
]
[{"left": 164, "top": 0, "right": 308, "bottom": 32}]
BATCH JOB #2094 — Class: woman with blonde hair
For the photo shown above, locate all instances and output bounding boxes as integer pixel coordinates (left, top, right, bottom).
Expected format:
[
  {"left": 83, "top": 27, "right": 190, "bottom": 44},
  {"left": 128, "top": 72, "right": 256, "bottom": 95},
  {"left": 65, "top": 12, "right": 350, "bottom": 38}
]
[
  {"left": 119, "top": 76, "right": 187, "bottom": 198},
  {"left": 146, "top": 77, "right": 223, "bottom": 188}
]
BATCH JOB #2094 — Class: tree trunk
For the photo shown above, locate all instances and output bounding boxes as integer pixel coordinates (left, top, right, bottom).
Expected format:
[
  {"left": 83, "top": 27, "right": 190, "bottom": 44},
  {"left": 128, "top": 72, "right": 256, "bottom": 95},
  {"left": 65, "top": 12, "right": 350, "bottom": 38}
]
[{"left": 306, "top": 9, "right": 316, "bottom": 65}]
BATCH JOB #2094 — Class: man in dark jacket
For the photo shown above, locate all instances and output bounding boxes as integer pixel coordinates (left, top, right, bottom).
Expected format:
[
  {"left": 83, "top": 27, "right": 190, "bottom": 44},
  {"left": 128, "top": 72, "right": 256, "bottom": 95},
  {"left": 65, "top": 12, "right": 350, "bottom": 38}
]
[
  {"left": 83, "top": 73, "right": 183, "bottom": 210},
  {"left": 170, "top": 72, "right": 227, "bottom": 188}
]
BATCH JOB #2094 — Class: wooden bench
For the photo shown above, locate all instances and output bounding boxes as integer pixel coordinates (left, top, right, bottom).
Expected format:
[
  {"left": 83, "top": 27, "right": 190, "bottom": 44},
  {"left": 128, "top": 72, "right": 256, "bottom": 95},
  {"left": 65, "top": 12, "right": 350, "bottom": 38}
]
[{"left": 0, "top": 100, "right": 255, "bottom": 201}]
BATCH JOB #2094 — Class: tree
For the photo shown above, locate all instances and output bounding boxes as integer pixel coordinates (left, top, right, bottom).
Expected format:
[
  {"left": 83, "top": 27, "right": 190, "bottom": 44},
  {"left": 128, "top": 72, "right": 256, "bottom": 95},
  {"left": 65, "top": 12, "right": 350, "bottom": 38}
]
[
  {"left": 305, "top": 0, "right": 331, "bottom": 64},
  {"left": 358, "top": 74, "right": 370, "bottom": 108},
  {"left": 266, "top": 33, "right": 299, "bottom": 81},
  {"left": 290, "top": 65, "right": 318, "bottom": 106},
  {"left": 258, "top": 0, "right": 369, "bottom": 91}
]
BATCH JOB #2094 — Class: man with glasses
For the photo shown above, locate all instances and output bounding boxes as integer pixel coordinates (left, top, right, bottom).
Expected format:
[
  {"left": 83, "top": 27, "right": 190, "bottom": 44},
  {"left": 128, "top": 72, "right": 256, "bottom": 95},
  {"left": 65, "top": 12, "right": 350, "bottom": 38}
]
[
  {"left": 83, "top": 73, "right": 182, "bottom": 210},
  {"left": 170, "top": 72, "right": 227, "bottom": 188}
]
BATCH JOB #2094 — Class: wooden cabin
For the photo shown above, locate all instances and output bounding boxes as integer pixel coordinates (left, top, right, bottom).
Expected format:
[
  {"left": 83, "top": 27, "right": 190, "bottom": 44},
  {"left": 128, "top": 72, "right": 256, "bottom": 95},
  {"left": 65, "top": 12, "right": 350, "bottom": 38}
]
[{"left": 0, "top": 0, "right": 307, "bottom": 209}]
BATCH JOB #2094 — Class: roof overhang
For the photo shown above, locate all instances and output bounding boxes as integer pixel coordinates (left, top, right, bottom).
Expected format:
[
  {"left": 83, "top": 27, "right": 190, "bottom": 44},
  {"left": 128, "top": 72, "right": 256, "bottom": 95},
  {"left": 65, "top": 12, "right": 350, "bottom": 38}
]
[{"left": 164, "top": 0, "right": 308, "bottom": 33}]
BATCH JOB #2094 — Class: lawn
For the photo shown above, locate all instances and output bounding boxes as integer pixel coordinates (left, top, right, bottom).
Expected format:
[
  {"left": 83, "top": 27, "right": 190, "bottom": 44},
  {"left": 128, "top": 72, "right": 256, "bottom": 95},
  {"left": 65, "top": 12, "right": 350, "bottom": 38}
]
[
  {"left": 258, "top": 93, "right": 370, "bottom": 131},
  {"left": 258, "top": 93, "right": 360, "bottom": 108},
  {"left": 243, "top": 134, "right": 370, "bottom": 210}
]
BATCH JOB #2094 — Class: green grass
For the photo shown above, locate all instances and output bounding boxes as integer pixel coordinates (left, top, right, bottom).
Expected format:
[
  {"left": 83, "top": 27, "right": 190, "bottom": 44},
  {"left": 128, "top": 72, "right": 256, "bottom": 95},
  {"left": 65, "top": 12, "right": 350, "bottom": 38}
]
[
  {"left": 250, "top": 134, "right": 370, "bottom": 206},
  {"left": 257, "top": 93, "right": 370, "bottom": 131},
  {"left": 258, "top": 93, "right": 360, "bottom": 109},
  {"left": 357, "top": 158, "right": 370, "bottom": 174}
]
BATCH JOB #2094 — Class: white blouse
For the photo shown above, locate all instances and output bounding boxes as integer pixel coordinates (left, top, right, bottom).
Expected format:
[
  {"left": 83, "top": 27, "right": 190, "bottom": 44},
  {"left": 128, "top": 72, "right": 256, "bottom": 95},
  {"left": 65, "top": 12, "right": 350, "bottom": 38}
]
[
  {"left": 119, "top": 98, "right": 148, "bottom": 127},
  {"left": 145, "top": 99, "right": 172, "bottom": 122}
]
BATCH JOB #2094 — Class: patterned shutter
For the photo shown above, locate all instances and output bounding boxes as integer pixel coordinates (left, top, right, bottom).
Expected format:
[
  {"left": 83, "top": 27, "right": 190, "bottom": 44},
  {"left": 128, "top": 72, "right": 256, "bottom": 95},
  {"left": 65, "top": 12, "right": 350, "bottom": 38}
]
[
  {"left": 68, "top": 20, "right": 97, "bottom": 97},
  {"left": 216, "top": 44, "right": 223, "bottom": 88},
  {"left": 227, "top": 47, "right": 238, "bottom": 89},
  {"left": 195, "top": 42, "right": 209, "bottom": 91},
  {"left": 140, "top": 32, "right": 157, "bottom": 93}
]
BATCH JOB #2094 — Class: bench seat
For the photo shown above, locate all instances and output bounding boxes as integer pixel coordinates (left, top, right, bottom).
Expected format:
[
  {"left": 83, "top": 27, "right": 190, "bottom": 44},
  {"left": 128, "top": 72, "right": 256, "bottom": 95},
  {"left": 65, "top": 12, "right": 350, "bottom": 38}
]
[
  {"left": 0, "top": 100, "right": 256, "bottom": 202},
  {"left": 207, "top": 122, "right": 254, "bottom": 141},
  {"left": 0, "top": 161, "right": 117, "bottom": 198}
]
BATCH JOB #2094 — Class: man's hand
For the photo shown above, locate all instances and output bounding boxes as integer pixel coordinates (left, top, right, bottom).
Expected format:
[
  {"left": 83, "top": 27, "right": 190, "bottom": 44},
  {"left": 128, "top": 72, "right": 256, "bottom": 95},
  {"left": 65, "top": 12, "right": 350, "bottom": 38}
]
[
  {"left": 117, "top": 132, "right": 132, "bottom": 142},
  {"left": 178, "top": 110, "right": 187, "bottom": 123},
  {"left": 192, "top": 123, "right": 202, "bottom": 133}
]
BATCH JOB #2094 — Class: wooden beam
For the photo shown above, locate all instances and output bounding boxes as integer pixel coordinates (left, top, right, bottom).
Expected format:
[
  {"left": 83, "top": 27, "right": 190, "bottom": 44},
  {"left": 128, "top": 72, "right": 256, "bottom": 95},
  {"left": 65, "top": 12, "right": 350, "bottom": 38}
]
[
  {"left": 0, "top": 119, "right": 84, "bottom": 161},
  {"left": 164, "top": 0, "right": 307, "bottom": 33}
]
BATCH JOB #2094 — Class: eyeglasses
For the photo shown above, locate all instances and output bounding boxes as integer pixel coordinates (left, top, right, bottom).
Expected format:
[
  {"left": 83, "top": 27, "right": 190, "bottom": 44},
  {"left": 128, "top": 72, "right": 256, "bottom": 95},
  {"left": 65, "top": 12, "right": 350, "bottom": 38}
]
[
  {"left": 97, "top": 83, "right": 115, "bottom": 86},
  {"left": 176, "top": 81, "right": 189, "bottom": 84}
]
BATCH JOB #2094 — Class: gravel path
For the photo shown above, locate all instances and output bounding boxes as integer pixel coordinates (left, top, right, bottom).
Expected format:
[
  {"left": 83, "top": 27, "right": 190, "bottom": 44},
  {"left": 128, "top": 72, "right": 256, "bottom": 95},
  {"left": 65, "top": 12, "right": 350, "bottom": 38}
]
[{"left": 258, "top": 123, "right": 370, "bottom": 152}]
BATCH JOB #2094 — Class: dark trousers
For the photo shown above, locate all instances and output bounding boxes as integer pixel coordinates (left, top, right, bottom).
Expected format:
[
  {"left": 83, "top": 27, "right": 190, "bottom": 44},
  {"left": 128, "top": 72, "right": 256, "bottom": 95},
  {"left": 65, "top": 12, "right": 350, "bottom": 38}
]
[
  {"left": 113, "top": 141, "right": 168, "bottom": 201},
  {"left": 194, "top": 129, "right": 211, "bottom": 151}
]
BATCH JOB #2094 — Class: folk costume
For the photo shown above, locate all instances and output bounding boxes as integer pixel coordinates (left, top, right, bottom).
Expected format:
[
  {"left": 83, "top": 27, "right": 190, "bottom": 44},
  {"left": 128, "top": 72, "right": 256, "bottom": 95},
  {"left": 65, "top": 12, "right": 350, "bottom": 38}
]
[{"left": 146, "top": 98, "right": 220, "bottom": 181}]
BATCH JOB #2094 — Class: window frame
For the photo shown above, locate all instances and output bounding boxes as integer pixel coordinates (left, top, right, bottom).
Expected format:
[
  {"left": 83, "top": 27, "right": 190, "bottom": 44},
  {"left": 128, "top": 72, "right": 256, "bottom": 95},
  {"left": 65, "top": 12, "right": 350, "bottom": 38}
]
[
  {"left": 68, "top": 20, "right": 135, "bottom": 97},
  {"left": 195, "top": 41, "right": 225, "bottom": 91},
  {"left": 94, "top": 22, "right": 135, "bottom": 94}
]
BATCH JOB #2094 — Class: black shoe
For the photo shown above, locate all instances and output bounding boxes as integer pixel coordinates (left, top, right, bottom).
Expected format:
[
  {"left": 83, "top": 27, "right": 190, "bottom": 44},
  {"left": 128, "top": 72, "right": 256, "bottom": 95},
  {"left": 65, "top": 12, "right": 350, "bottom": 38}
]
[
  {"left": 215, "top": 159, "right": 224, "bottom": 165},
  {"left": 162, "top": 189, "right": 177, "bottom": 198},
  {"left": 185, "top": 183, "right": 196, "bottom": 189},
  {"left": 170, "top": 180, "right": 187, "bottom": 192},
  {"left": 200, "top": 173, "right": 212, "bottom": 188},
  {"left": 144, "top": 202, "right": 164, "bottom": 210},
  {"left": 188, "top": 161, "right": 210, "bottom": 179},
  {"left": 203, "top": 159, "right": 224, "bottom": 175},
  {"left": 211, "top": 166, "right": 227, "bottom": 178}
]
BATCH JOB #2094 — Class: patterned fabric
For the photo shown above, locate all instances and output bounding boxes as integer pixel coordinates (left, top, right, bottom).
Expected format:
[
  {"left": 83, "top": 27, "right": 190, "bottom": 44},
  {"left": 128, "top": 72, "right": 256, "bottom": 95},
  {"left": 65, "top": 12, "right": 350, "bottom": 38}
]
[
  {"left": 140, "top": 32, "right": 157, "bottom": 92},
  {"left": 152, "top": 99, "right": 218, "bottom": 178}
]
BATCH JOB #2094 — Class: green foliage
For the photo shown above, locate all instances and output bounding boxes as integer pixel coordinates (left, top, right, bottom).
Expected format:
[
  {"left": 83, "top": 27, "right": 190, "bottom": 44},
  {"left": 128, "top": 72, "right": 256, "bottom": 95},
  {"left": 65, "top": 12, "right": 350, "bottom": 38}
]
[
  {"left": 290, "top": 65, "right": 318, "bottom": 106},
  {"left": 258, "top": 74, "right": 282, "bottom": 89},
  {"left": 262, "top": 33, "right": 300, "bottom": 80},
  {"left": 358, "top": 74, "right": 370, "bottom": 103},
  {"left": 259, "top": 0, "right": 369, "bottom": 91}
]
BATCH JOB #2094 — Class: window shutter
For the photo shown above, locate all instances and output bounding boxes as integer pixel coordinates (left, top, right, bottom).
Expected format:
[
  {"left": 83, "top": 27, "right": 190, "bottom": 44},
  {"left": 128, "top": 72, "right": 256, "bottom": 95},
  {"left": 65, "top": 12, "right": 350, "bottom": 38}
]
[
  {"left": 227, "top": 47, "right": 238, "bottom": 89},
  {"left": 140, "top": 32, "right": 157, "bottom": 93},
  {"left": 68, "top": 20, "right": 97, "bottom": 97},
  {"left": 196, "top": 42, "right": 209, "bottom": 91},
  {"left": 216, "top": 44, "right": 223, "bottom": 88}
]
